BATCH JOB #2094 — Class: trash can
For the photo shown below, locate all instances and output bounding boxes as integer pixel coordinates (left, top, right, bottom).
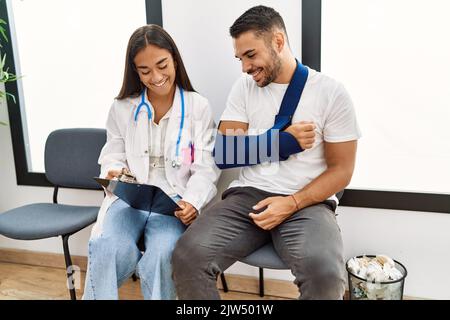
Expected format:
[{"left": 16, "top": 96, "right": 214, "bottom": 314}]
[{"left": 346, "top": 255, "right": 407, "bottom": 300}]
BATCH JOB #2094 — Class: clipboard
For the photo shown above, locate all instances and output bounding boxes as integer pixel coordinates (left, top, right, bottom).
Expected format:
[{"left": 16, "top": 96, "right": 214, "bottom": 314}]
[{"left": 94, "top": 177, "right": 182, "bottom": 216}]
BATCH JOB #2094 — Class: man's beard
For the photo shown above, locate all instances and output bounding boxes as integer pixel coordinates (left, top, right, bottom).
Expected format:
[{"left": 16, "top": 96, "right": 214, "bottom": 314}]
[{"left": 259, "top": 48, "right": 282, "bottom": 87}]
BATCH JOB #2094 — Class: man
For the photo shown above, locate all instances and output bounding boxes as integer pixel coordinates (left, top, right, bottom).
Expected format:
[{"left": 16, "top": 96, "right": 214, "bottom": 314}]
[{"left": 172, "top": 5, "right": 361, "bottom": 299}]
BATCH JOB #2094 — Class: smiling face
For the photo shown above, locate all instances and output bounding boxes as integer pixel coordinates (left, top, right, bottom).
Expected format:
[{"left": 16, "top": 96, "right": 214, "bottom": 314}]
[
  {"left": 133, "top": 44, "right": 177, "bottom": 98},
  {"left": 233, "top": 31, "right": 282, "bottom": 87}
]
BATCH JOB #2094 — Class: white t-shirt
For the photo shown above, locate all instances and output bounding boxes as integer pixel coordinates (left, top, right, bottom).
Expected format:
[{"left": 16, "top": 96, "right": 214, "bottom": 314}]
[
  {"left": 220, "top": 66, "right": 362, "bottom": 203},
  {"left": 147, "top": 105, "right": 177, "bottom": 197}
]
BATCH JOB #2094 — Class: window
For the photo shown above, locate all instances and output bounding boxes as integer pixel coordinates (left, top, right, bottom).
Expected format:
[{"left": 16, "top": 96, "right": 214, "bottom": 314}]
[
  {"left": 1, "top": 0, "right": 154, "bottom": 186},
  {"left": 321, "top": 0, "right": 450, "bottom": 212}
]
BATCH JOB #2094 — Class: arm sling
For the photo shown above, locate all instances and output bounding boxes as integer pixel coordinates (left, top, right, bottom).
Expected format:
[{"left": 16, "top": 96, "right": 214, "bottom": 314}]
[{"left": 214, "top": 60, "right": 309, "bottom": 169}]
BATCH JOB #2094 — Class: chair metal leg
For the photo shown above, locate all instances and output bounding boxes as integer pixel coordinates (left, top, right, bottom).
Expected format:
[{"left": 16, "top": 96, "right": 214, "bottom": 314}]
[
  {"left": 259, "top": 267, "right": 264, "bottom": 297},
  {"left": 220, "top": 273, "right": 229, "bottom": 292},
  {"left": 62, "top": 234, "right": 77, "bottom": 300}
]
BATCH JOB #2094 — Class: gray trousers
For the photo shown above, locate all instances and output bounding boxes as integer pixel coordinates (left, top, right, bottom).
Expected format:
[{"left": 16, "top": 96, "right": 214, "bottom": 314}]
[{"left": 172, "top": 186, "right": 346, "bottom": 300}]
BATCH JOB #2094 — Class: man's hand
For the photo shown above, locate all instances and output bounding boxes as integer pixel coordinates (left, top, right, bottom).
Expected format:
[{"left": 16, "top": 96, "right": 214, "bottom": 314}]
[
  {"left": 284, "top": 121, "right": 316, "bottom": 149},
  {"left": 249, "top": 196, "right": 298, "bottom": 230},
  {"left": 175, "top": 200, "right": 198, "bottom": 225}
]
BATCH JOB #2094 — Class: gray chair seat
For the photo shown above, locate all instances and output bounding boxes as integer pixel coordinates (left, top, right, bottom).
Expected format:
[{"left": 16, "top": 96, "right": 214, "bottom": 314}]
[
  {"left": 0, "top": 203, "right": 99, "bottom": 240},
  {"left": 240, "top": 242, "right": 287, "bottom": 269}
]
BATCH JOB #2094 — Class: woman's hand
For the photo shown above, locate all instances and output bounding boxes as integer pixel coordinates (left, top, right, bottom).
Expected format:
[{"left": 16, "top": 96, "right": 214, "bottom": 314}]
[
  {"left": 106, "top": 169, "right": 122, "bottom": 180},
  {"left": 104, "top": 168, "right": 131, "bottom": 198},
  {"left": 106, "top": 168, "right": 132, "bottom": 180},
  {"left": 175, "top": 200, "right": 198, "bottom": 225}
]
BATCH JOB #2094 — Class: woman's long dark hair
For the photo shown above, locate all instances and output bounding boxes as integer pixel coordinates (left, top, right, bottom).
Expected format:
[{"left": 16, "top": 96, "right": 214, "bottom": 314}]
[{"left": 116, "top": 24, "right": 195, "bottom": 100}]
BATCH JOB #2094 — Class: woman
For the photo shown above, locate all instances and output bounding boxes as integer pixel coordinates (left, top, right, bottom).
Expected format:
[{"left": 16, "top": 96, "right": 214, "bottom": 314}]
[{"left": 83, "top": 25, "right": 220, "bottom": 300}]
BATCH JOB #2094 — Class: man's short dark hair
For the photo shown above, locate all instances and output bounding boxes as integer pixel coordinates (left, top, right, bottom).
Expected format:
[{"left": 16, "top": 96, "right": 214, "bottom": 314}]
[{"left": 229, "top": 5, "right": 288, "bottom": 39}]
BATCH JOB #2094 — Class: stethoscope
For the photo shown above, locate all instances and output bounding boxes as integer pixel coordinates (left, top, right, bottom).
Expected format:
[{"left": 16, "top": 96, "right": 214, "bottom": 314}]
[{"left": 134, "top": 86, "right": 185, "bottom": 168}]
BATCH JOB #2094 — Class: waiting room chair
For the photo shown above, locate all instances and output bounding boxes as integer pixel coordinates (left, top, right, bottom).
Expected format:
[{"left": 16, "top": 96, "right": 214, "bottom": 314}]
[
  {"left": 0, "top": 128, "right": 106, "bottom": 300},
  {"left": 220, "top": 190, "right": 345, "bottom": 297}
]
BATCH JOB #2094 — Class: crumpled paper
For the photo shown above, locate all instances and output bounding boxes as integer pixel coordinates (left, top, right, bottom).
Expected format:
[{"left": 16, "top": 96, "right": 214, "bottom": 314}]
[{"left": 347, "top": 255, "right": 405, "bottom": 300}]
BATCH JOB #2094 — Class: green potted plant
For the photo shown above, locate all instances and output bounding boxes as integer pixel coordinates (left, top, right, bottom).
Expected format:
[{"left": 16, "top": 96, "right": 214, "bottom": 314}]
[{"left": 1, "top": 18, "right": 18, "bottom": 125}]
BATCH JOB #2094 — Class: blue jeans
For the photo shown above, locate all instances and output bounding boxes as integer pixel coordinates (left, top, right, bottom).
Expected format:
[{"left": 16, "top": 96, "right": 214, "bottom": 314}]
[{"left": 83, "top": 197, "right": 185, "bottom": 300}]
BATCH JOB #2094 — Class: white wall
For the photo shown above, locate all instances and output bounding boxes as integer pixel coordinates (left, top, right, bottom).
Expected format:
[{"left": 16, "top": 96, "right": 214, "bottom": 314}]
[
  {"left": 2, "top": 87, "right": 450, "bottom": 299},
  {"left": 161, "top": 0, "right": 302, "bottom": 124}
]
